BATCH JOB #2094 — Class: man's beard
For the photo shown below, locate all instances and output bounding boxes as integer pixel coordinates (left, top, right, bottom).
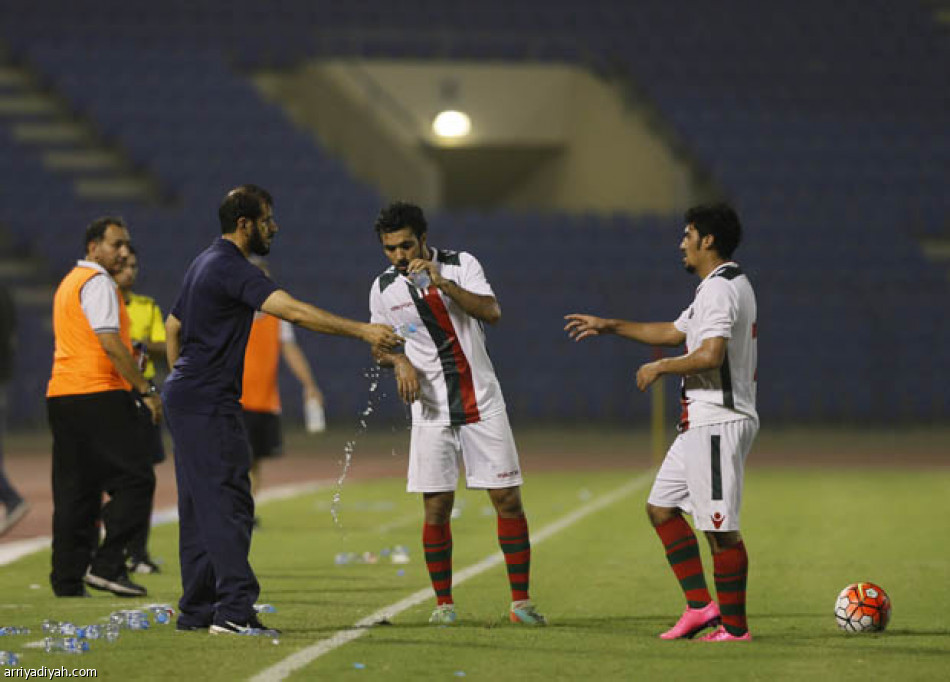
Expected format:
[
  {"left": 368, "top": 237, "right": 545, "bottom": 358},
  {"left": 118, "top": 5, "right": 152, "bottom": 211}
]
[
  {"left": 683, "top": 263, "right": 696, "bottom": 274},
  {"left": 249, "top": 225, "right": 271, "bottom": 256}
]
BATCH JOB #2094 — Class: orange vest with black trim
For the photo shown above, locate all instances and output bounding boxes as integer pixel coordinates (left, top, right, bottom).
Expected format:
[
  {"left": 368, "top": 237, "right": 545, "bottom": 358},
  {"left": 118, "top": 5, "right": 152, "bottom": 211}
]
[
  {"left": 240, "top": 312, "right": 281, "bottom": 414},
  {"left": 47, "top": 266, "right": 132, "bottom": 397}
]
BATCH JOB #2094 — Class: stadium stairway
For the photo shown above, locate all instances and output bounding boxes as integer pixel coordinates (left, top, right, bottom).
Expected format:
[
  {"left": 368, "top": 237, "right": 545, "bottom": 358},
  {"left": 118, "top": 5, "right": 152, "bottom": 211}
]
[{"left": 0, "top": 42, "right": 163, "bottom": 208}]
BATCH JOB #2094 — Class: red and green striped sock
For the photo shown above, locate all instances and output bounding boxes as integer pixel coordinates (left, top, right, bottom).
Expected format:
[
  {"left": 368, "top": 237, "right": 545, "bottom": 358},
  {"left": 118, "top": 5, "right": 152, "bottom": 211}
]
[
  {"left": 498, "top": 515, "right": 531, "bottom": 602},
  {"left": 713, "top": 541, "right": 749, "bottom": 636},
  {"left": 423, "top": 522, "right": 453, "bottom": 605},
  {"left": 655, "top": 516, "right": 713, "bottom": 609}
]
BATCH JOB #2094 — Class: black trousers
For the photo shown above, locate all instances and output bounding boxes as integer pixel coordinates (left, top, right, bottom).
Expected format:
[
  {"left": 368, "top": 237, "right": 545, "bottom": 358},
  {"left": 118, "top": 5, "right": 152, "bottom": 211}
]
[
  {"left": 105, "top": 409, "right": 166, "bottom": 562},
  {"left": 166, "top": 407, "right": 258, "bottom": 627},
  {"left": 47, "top": 391, "right": 156, "bottom": 595}
]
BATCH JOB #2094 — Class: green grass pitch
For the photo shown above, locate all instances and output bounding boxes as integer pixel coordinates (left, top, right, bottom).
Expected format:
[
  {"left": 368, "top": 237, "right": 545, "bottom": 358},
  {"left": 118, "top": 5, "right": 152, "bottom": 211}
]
[{"left": 1, "top": 466, "right": 948, "bottom": 680}]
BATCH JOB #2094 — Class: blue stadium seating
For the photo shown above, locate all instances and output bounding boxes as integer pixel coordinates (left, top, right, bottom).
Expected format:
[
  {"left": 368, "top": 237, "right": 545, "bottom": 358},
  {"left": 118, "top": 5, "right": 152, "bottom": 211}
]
[{"left": 0, "top": 0, "right": 946, "bottom": 426}]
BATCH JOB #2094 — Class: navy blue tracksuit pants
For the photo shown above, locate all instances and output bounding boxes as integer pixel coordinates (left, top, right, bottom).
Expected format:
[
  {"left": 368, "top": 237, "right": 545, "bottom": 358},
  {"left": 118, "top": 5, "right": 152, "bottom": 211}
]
[{"left": 165, "top": 408, "right": 259, "bottom": 628}]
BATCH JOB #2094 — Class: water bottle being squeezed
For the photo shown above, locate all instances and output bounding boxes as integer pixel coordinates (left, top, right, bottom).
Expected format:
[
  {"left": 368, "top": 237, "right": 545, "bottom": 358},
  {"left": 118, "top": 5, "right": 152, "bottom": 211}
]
[{"left": 407, "top": 270, "right": 430, "bottom": 289}]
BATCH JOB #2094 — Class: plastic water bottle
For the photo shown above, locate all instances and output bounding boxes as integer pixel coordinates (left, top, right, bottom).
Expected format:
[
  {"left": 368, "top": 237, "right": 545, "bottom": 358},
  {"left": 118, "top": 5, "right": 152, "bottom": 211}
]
[
  {"left": 43, "top": 637, "right": 89, "bottom": 654},
  {"left": 41, "top": 621, "right": 75, "bottom": 636},
  {"left": 104, "top": 623, "right": 120, "bottom": 643},
  {"left": 390, "top": 545, "right": 410, "bottom": 565},
  {"left": 127, "top": 612, "right": 150, "bottom": 630},
  {"left": 408, "top": 270, "right": 430, "bottom": 289},
  {"left": 334, "top": 552, "right": 357, "bottom": 566},
  {"left": 109, "top": 610, "right": 150, "bottom": 630},
  {"left": 0, "top": 626, "right": 29, "bottom": 636},
  {"left": 393, "top": 322, "right": 418, "bottom": 337},
  {"left": 75, "top": 625, "right": 101, "bottom": 640},
  {"left": 0, "top": 651, "right": 19, "bottom": 666},
  {"left": 304, "top": 398, "right": 326, "bottom": 433},
  {"left": 144, "top": 604, "right": 174, "bottom": 625},
  {"left": 254, "top": 604, "right": 277, "bottom": 614}
]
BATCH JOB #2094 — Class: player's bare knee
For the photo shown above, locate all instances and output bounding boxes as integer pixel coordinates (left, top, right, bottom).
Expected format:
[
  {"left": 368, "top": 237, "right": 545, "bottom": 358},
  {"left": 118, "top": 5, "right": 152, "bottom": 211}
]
[
  {"left": 646, "top": 502, "right": 679, "bottom": 527},
  {"left": 423, "top": 491, "right": 455, "bottom": 525},
  {"left": 488, "top": 486, "right": 523, "bottom": 517},
  {"left": 705, "top": 530, "right": 742, "bottom": 554}
]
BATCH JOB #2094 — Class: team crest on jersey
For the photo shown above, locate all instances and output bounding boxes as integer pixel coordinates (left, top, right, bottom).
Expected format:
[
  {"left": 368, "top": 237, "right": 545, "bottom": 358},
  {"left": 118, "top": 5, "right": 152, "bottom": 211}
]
[{"left": 711, "top": 512, "right": 725, "bottom": 529}]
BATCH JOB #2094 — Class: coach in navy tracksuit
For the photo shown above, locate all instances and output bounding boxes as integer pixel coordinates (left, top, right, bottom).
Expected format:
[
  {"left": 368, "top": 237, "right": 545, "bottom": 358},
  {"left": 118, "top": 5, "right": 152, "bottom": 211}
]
[{"left": 163, "top": 185, "right": 399, "bottom": 634}]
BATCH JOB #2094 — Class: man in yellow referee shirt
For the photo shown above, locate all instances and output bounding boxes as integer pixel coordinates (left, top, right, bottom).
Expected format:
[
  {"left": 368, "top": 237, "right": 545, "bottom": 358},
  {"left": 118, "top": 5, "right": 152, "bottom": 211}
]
[{"left": 113, "top": 246, "right": 166, "bottom": 574}]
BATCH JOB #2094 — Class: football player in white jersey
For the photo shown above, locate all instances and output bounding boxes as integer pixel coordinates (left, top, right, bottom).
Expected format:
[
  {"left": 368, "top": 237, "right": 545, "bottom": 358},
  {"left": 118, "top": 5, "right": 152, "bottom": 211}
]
[
  {"left": 369, "top": 202, "right": 546, "bottom": 626},
  {"left": 565, "top": 203, "right": 757, "bottom": 642}
]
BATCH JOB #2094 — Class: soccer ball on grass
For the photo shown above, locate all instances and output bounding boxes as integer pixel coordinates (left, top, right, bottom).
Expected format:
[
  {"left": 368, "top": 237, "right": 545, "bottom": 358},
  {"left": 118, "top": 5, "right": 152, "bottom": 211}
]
[{"left": 834, "top": 582, "right": 891, "bottom": 632}]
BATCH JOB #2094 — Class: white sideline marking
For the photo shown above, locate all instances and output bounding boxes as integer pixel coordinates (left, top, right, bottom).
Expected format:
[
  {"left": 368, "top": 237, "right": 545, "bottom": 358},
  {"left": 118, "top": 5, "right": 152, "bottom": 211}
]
[
  {"left": 0, "top": 536, "right": 52, "bottom": 566},
  {"left": 249, "top": 472, "right": 654, "bottom": 682},
  {"left": 0, "top": 480, "right": 333, "bottom": 567}
]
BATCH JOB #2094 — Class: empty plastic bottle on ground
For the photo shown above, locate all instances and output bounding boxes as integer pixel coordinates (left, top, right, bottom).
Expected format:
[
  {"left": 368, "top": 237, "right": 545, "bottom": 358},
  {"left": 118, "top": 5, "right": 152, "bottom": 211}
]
[
  {"left": 104, "top": 624, "right": 120, "bottom": 642},
  {"left": 75, "top": 625, "right": 101, "bottom": 640},
  {"left": 41, "top": 621, "right": 75, "bottom": 636},
  {"left": 144, "top": 604, "right": 174, "bottom": 624},
  {"left": 109, "top": 610, "right": 150, "bottom": 630},
  {"left": 43, "top": 637, "right": 89, "bottom": 654},
  {"left": 0, "top": 627, "right": 29, "bottom": 636}
]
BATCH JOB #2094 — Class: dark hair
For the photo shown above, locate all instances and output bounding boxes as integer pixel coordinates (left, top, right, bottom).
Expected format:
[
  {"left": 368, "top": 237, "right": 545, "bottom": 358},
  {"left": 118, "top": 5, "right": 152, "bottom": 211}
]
[
  {"left": 219, "top": 184, "right": 273, "bottom": 234},
  {"left": 374, "top": 201, "right": 428, "bottom": 240},
  {"left": 685, "top": 203, "right": 742, "bottom": 259},
  {"left": 85, "top": 216, "right": 126, "bottom": 254}
]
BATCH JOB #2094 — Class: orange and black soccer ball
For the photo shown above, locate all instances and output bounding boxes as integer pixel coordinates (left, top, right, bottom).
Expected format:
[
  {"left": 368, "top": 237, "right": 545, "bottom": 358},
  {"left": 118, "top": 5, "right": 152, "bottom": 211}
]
[{"left": 834, "top": 582, "right": 891, "bottom": 632}]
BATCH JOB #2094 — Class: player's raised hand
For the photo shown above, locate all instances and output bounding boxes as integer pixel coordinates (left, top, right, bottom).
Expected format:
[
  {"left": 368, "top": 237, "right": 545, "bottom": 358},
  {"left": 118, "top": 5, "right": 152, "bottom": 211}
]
[
  {"left": 407, "top": 258, "right": 443, "bottom": 287},
  {"left": 363, "top": 323, "right": 403, "bottom": 354},
  {"left": 564, "top": 313, "right": 609, "bottom": 341}
]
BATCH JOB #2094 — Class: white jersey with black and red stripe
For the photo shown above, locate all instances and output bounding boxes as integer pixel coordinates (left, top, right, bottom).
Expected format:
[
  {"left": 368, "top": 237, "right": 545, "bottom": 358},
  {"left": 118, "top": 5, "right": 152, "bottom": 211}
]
[
  {"left": 370, "top": 248, "right": 506, "bottom": 427},
  {"left": 673, "top": 261, "right": 758, "bottom": 431}
]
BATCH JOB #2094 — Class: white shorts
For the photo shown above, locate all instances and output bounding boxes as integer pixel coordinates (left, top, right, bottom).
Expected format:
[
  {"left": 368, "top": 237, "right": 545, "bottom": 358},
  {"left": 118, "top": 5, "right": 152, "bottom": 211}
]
[
  {"left": 647, "top": 418, "right": 757, "bottom": 532},
  {"left": 407, "top": 412, "right": 523, "bottom": 493}
]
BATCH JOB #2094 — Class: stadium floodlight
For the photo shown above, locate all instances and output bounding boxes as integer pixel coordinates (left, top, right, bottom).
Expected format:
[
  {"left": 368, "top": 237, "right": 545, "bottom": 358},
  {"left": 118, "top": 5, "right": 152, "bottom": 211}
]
[{"left": 432, "top": 110, "right": 471, "bottom": 138}]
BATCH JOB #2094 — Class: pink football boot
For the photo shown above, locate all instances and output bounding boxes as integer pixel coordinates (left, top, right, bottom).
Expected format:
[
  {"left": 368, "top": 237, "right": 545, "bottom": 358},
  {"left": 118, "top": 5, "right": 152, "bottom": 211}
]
[
  {"left": 698, "top": 625, "right": 752, "bottom": 642},
  {"left": 659, "top": 602, "right": 721, "bottom": 640}
]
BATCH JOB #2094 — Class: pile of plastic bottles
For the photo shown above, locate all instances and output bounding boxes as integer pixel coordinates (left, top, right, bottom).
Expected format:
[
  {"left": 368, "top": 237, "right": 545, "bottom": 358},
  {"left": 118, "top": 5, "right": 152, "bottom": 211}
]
[
  {"left": 0, "top": 603, "right": 179, "bottom": 667},
  {"left": 0, "top": 601, "right": 284, "bottom": 665},
  {"left": 0, "top": 628, "right": 30, "bottom": 667},
  {"left": 335, "top": 545, "right": 410, "bottom": 566}
]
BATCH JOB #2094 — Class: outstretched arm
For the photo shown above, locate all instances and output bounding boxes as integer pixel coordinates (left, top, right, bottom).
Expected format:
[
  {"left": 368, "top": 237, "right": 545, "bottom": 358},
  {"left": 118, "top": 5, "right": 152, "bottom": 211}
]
[
  {"left": 635, "top": 336, "right": 726, "bottom": 391},
  {"left": 564, "top": 314, "right": 685, "bottom": 346},
  {"left": 261, "top": 290, "right": 401, "bottom": 354}
]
